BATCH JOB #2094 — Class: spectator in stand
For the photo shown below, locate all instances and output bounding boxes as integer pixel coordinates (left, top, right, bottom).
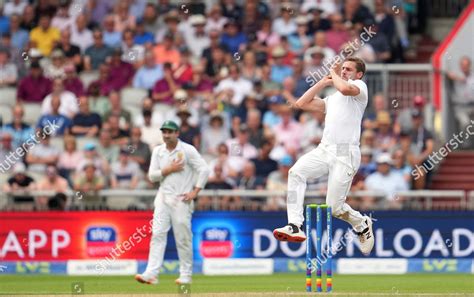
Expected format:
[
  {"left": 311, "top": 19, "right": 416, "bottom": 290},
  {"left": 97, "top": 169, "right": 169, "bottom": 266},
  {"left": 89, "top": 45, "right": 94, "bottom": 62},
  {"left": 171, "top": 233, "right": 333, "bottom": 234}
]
[
  {"left": 102, "top": 15, "right": 122, "bottom": 48},
  {"left": 306, "top": 7, "right": 331, "bottom": 34},
  {"left": 87, "top": 64, "right": 114, "bottom": 96},
  {"left": 4, "top": 0, "right": 27, "bottom": 17},
  {"left": 301, "top": 110, "right": 325, "bottom": 153},
  {"left": 2, "top": 162, "right": 36, "bottom": 210},
  {"left": 257, "top": 18, "right": 280, "bottom": 48},
  {"left": 112, "top": 1, "right": 136, "bottom": 32},
  {"left": 142, "top": 3, "right": 160, "bottom": 33},
  {"left": 17, "top": 61, "right": 52, "bottom": 103},
  {"left": 202, "top": 162, "right": 235, "bottom": 211},
  {"left": 365, "top": 153, "right": 408, "bottom": 209},
  {"left": 447, "top": 57, "right": 474, "bottom": 132},
  {"left": 140, "top": 110, "right": 164, "bottom": 150},
  {"left": 245, "top": 108, "right": 264, "bottom": 148},
  {"left": 71, "top": 14, "right": 93, "bottom": 54},
  {"left": 215, "top": 64, "right": 253, "bottom": 108},
  {"left": 236, "top": 161, "right": 265, "bottom": 210},
  {"left": 272, "top": 105, "right": 302, "bottom": 154},
  {"left": 6, "top": 14, "right": 28, "bottom": 52},
  {"left": 185, "top": 14, "right": 210, "bottom": 60},
  {"left": 110, "top": 148, "right": 141, "bottom": 190},
  {"left": 44, "top": 49, "right": 66, "bottom": 79},
  {"left": 25, "top": 133, "right": 60, "bottom": 173},
  {"left": 97, "top": 129, "right": 120, "bottom": 165},
  {"left": 363, "top": 92, "right": 389, "bottom": 130},
  {"left": 250, "top": 140, "right": 278, "bottom": 181},
  {"left": 36, "top": 165, "right": 70, "bottom": 210},
  {"left": 201, "top": 111, "right": 231, "bottom": 156},
  {"left": 71, "top": 96, "right": 102, "bottom": 137},
  {"left": 263, "top": 95, "right": 283, "bottom": 132},
  {"left": 220, "top": 20, "right": 247, "bottom": 54},
  {"left": 358, "top": 146, "right": 377, "bottom": 178},
  {"left": 84, "top": 29, "right": 113, "bottom": 71},
  {"left": 152, "top": 63, "right": 180, "bottom": 105},
  {"left": 209, "top": 143, "right": 243, "bottom": 180},
  {"left": 37, "top": 95, "right": 73, "bottom": 136},
  {"left": 87, "top": 75, "right": 111, "bottom": 118},
  {"left": 288, "top": 15, "right": 311, "bottom": 56},
  {"left": 63, "top": 64, "right": 84, "bottom": 97},
  {"left": 55, "top": 30, "right": 82, "bottom": 72},
  {"left": 51, "top": 2, "right": 75, "bottom": 32},
  {"left": 272, "top": 5, "right": 297, "bottom": 37},
  {"left": 108, "top": 114, "right": 130, "bottom": 146},
  {"left": 134, "top": 20, "right": 155, "bottom": 45},
  {"left": 0, "top": 133, "right": 17, "bottom": 172},
  {"left": 155, "top": 10, "right": 183, "bottom": 45},
  {"left": 173, "top": 48, "right": 193, "bottom": 85},
  {"left": 127, "top": 127, "right": 151, "bottom": 172},
  {"left": 205, "top": 4, "right": 228, "bottom": 33},
  {"left": 305, "top": 31, "right": 336, "bottom": 64},
  {"left": 107, "top": 48, "right": 135, "bottom": 92},
  {"left": 2, "top": 104, "right": 34, "bottom": 150},
  {"left": 266, "top": 155, "right": 293, "bottom": 211},
  {"left": 367, "top": 24, "right": 392, "bottom": 63},
  {"left": 374, "top": 111, "right": 397, "bottom": 153},
  {"left": 409, "top": 110, "right": 434, "bottom": 189},
  {"left": 41, "top": 78, "right": 78, "bottom": 119},
  {"left": 76, "top": 142, "right": 110, "bottom": 177},
  {"left": 341, "top": 0, "right": 374, "bottom": 28},
  {"left": 57, "top": 135, "right": 82, "bottom": 184},
  {"left": 226, "top": 124, "right": 258, "bottom": 160},
  {"left": 104, "top": 91, "right": 131, "bottom": 131},
  {"left": 325, "top": 13, "right": 350, "bottom": 53},
  {"left": 73, "top": 162, "right": 106, "bottom": 210},
  {"left": 20, "top": 4, "right": 36, "bottom": 31},
  {"left": 153, "top": 32, "right": 181, "bottom": 67},
  {"left": 0, "top": 48, "right": 18, "bottom": 87},
  {"left": 392, "top": 149, "right": 412, "bottom": 183},
  {"left": 176, "top": 106, "right": 200, "bottom": 148},
  {"left": 29, "top": 14, "right": 60, "bottom": 56},
  {"left": 396, "top": 95, "right": 426, "bottom": 135},
  {"left": 121, "top": 29, "right": 145, "bottom": 66}
]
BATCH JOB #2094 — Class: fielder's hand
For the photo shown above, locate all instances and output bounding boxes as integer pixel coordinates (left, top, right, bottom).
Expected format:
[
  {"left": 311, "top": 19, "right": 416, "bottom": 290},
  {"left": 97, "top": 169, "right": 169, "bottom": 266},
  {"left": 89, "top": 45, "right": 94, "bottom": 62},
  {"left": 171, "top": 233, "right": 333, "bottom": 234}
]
[
  {"left": 168, "top": 159, "right": 185, "bottom": 173},
  {"left": 181, "top": 189, "right": 199, "bottom": 202}
]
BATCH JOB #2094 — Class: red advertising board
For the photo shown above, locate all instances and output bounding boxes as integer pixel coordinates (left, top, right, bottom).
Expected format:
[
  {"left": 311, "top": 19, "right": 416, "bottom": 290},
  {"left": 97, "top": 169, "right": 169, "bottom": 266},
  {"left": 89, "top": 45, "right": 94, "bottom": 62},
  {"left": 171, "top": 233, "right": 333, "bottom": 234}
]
[{"left": 0, "top": 212, "right": 154, "bottom": 260}]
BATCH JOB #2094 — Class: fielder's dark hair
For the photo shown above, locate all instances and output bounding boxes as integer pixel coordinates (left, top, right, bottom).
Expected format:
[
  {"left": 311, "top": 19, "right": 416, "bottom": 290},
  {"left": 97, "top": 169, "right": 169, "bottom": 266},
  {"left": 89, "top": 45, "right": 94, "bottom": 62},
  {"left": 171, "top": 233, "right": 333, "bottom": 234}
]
[{"left": 344, "top": 57, "right": 366, "bottom": 76}]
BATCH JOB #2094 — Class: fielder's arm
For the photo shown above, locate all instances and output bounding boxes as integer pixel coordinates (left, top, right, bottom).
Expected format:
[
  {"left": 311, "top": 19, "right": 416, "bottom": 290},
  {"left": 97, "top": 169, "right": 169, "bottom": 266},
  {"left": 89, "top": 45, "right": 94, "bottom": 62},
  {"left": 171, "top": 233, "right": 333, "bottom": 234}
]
[
  {"left": 329, "top": 68, "right": 360, "bottom": 96},
  {"left": 148, "top": 147, "right": 184, "bottom": 182},
  {"left": 294, "top": 76, "right": 332, "bottom": 112}
]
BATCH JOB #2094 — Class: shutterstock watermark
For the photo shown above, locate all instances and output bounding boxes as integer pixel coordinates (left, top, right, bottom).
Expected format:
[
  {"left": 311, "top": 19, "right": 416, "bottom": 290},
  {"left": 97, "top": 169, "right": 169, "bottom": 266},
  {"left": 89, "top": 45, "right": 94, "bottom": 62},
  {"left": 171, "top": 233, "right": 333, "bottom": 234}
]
[
  {"left": 0, "top": 120, "right": 60, "bottom": 173},
  {"left": 306, "top": 25, "right": 377, "bottom": 86},
  {"left": 412, "top": 120, "right": 474, "bottom": 180}
]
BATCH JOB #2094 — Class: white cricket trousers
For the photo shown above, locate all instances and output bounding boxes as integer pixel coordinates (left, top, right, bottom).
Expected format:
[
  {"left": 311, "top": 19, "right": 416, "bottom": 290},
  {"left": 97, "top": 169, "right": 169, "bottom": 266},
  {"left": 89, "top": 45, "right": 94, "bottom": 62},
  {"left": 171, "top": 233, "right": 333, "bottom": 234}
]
[
  {"left": 144, "top": 190, "right": 194, "bottom": 277},
  {"left": 287, "top": 143, "right": 366, "bottom": 232}
]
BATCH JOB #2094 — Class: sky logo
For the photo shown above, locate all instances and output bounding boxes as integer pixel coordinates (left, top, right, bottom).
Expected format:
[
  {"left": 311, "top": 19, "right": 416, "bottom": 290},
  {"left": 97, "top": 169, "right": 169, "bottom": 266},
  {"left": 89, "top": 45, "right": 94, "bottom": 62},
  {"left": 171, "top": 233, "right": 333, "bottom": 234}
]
[
  {"left": 86, "top": 227, "right": 116, "bottom": 257},
  {"left": 200, "top": 227, "right": 233, "bottom": 258}
]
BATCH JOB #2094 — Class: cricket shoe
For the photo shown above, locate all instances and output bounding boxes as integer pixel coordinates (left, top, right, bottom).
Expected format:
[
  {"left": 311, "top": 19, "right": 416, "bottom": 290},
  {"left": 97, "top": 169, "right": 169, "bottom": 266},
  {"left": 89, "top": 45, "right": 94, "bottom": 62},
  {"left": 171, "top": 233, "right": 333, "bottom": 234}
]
[
  {"left": 357, "top": 216, "right": 374, "bottom": 256},
  {"left": 175, "top": 276, "right": 192, "bottom": 285},
  {"left": 135, "top": 273, "right": 158, "bottom": 285},
  {"left": 273, "top": 223, "right": 306, "bottom": 242}
]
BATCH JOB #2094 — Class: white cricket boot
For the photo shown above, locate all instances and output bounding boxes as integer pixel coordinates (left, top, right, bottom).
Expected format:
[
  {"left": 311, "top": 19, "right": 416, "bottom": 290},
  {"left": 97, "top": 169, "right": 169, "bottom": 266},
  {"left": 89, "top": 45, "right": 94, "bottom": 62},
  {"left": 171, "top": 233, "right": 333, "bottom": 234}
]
[
  {"left": 357, "top": 216, "right": 375, "bottom": 256},
  {"left": 273, "top": 223, "right": 306, "bottom": 242}
]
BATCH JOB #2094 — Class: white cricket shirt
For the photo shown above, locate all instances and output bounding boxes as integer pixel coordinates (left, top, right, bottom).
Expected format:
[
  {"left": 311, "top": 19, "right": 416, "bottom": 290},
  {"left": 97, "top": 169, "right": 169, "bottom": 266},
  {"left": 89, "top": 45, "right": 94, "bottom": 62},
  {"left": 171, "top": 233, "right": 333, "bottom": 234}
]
[
  {"left": 321, "top": 79, "right": 368, "bottom": 146},
  {"left": 148, "top": 140, "right": 210, "bottom": 196}
]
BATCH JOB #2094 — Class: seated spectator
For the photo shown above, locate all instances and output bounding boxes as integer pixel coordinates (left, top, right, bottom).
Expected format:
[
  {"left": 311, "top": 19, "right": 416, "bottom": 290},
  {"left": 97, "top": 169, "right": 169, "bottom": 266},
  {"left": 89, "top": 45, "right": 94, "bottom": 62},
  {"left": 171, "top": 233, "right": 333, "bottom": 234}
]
[
  {"left": 288, "top": 15, "right": 311, "bottom": 55},
  {"left": 87, "top": 77, "right": 111, "bottom": 118},
  {"left": 325, "top": 13, "right": 350, "bottom": 53},
  {"left": 266, "top": 155, "right": 293, "bottom": 211},
  {"left": 63, "top": 64, "right": 85, "bottom": 97},
  {"left": 51, "top": 2, "right": 75, "bottom": 32},
  {"left": 87, "top": 64, "right": 115, "bottom": 96},
  {"left": 175, "top": 106, "right": 200, "bottom": 148},
  {"left": 17, "top": 61, "right": 52, "bottom": 103},
  {"left": 133, "top": 97, "right": 164, "bottom": 128},
  {"left": 201, "top": 112, "right": 230, "bottom": 156},
  {"left": 200, "top": 162, "right": 235, "bottom": 211},
  {"left": 447, "top": 57, "right": 474, "bottom": 132},
  {"left": 112, "top": 1, "right": 136, "bottom": 32},
  {"left": 304, "top": 46, "right": 326, "bottom": 79},
  {"left": 0, "top": 133, "right": 16, "bottom": 172},
  {"left": 305, "top": 31, "right": 336, "bottom": 63},
  {"left": 205, "top": 5, "right": 227, "bottom": 33},
  {"left": 55, "top": 29, "right": 81, "bottom": 69},
  {"left": 2, "top": 104, "right": 34, "bottom": 150},
  {"left": 263, "top": 95, "right": 283, "bottom": 132},
  {"left": 19, "top": 4, "right": 36, "bottom": 31},
  {"left": 225, "top": 124, "right": 258, "bottom": 160},
  {"left": 306, "top": 7, "right": 331, "bottom": 34},
  {"left": 236, "top": 161, "right": 265, "bottom": 210},
  {"left": 152, "top": 63, "right": 181, "bottom": 105},
  {"left": 26, "top": 133, "right": 60, "bottom": 173},
  {"left": 132, "top": 51, "right": 164, "bottom": 90},
  {"left": 71, "top": 96, "right": 102, "bottom": 137},
  {"left": 127, "top": 127, "right": 151, "bottom": 172},
  {"left": 73, "top": 162, "right": 106, "bottom": 210},
  {"left": 188, "top": 64, "right": 214, "bottom": 98},
  {"left": 365, "top": 153, "right": 408, "bottom": 208},
  {"left": 76, "top": 142, "right": 110, "bottom": 177},
  {"left": 104, "top": 91, "right": 132, "bottom": 131},
  {"left": 153, "top": 32, "right": 181, "bottom": 67},
  {"left": 44, "top": 49, "right": 66, "bottom": 79},
  {"left": 341, "top": 0, "right": 374, "bottom": 28},
  {"left": 301, "top": 110, "right": 325, "bottom": 152},
  {"left": 220, "top": 20, "right": 247, "bottom": 54},
  {"left": 142, "top": 3, "right": 160, "bottom": 34},
  {"left": 71, "top": 14, "right": 93, "bottom": 54},
  {"left": 0, "top": 47, "right": 18, "bottom": 87},
  {"left": 140, "top": 110, "right": 164, "bottom": 150},
  {"left": 215, "top": 64, "right": 253, "bottom": 108},
  {"left": 272, "top": 105, "right": 303, "bottom": 154},
  {"left": 103, "top": 15, "right": 122, "bottom": 48},
  {"left": 250, "top": 140, "right": 278, "bottom": 181},
  {"left": 97, "top": 129, "right": 120, "bottom": 164},
  {"left": 367, "top": 24, "right": 392, "bottom": 63},
  {"left": 4, "top": 1, "right": 27, "bottom": 17},
  {"left": 260, "top": 65, "right": 282, "bottom": 98},
  {"left": 272, "top": 6, "right": 297, "bottom": 36},
  {"left": 359, "top": 146, "right": 377, "bottom": 178},
  {"left": 392, "top": 149, "right": 412, "bottom": 183},
  {"left": 107, "top": 48, "right": 135, "bottom": 92},
  {"left": 41, "top": 78, "right": 79, "bottom": 119},
  {"left": 110, "top": 148, "right": 141, "bottom": 190},
  {"left": 374, "top": 111, "right": 397, "bottom": 153},
  {"left": 270, "top": 47, "right": 293, "bottom": 84},
  {"left": 37, "top": 94, "right": 73, "bottom": 136},
  {"left": 395, "top": 95, "right": 426, "bottom": 136},
  {"left": 2, "top": 162, "right": 36, "bottom": 210},
  {"left": 173, "top": 48, "right": 193, "bottom": 85},
  {"left": 57, "top": 135, "right": 82, "bottom": 185},
  {"left": 108, "top": 115, "right": 130, "bottom": 146},
  {"left": 84, "top": 29, "right": 113, "bottom": 71},
  {"left": 363, "top": 93, "right": 388, "bottom": 130},
  {"left": 36, "top": 165, "right": 70, "bottom": 210},
  {"left": 245, "top": 108, "right": 264, "bottom": 148},
  {"left": 409, "top": 110, "right": 434, "bottom": 189},
  {"left": 209, "top": 143, "right": 242, "bottom": 180},
  {"left": 185, "top": 14, "right": 210, "bottom": 60},
  {"left": 133, "top": 20, "right": 154, "bottom": 45},
  {"left": 8, "top": 14, "right": 29, "bottom": 52},
  {"left": 29, "top": 14, "right": 60, "bottom": 56}
]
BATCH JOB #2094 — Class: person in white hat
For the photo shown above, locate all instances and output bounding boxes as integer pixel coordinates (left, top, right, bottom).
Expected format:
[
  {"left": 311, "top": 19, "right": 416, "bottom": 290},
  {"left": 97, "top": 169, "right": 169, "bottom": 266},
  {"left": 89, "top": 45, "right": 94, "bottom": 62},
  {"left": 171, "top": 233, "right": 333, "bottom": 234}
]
[{"left": 273, "top": 57, "right": 376, "bottom": 256}]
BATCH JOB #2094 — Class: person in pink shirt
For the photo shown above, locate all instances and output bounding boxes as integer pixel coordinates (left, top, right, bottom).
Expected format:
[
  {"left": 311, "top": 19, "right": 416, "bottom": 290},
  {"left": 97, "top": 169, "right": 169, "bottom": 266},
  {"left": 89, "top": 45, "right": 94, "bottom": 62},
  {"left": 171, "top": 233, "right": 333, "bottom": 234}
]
[
  {"left": 326, "top": 13, "right": 350, "bottom": 53},
  {"left": 272, "top": 105, "right": 303, "bottom": 154},
  {"left": 57, "top": 135, "right": 83, "bottom": 184},
  {"left": 152, "top": 63, "right": 181, "bottom": 105},
  {"left": 36, "top": 165, "right": 70, "bottom": 210}
]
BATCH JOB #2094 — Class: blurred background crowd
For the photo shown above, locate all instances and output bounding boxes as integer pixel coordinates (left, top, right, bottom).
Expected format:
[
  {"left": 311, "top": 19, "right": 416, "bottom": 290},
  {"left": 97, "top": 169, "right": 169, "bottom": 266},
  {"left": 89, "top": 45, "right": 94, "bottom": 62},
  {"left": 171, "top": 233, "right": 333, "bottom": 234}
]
[{"left": 0, "top": 0, "right": 445, "bottom": 211}]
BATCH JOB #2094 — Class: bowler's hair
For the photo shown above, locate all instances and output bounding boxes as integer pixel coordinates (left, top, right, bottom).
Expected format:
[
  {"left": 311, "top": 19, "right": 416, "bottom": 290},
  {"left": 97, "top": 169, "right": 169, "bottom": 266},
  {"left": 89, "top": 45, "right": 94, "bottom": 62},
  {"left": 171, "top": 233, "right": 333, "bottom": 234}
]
[{"left": 344, "top": 57, "right": 366, "bottom": 77}]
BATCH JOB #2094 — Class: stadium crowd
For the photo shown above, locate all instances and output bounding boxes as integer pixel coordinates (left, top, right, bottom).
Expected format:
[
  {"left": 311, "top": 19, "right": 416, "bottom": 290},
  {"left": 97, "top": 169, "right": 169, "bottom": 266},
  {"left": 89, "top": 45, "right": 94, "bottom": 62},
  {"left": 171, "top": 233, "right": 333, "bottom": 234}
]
[{"left": 0, "top": 0, "right": 437, "bottom": 211}]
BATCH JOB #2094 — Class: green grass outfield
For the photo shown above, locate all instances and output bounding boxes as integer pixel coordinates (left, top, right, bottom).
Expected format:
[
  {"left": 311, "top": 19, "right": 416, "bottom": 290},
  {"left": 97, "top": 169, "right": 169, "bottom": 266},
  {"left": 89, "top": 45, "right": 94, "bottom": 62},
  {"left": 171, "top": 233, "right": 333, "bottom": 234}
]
[{"left": 0, "top": 274, "right": 473, "bottom": 296}]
